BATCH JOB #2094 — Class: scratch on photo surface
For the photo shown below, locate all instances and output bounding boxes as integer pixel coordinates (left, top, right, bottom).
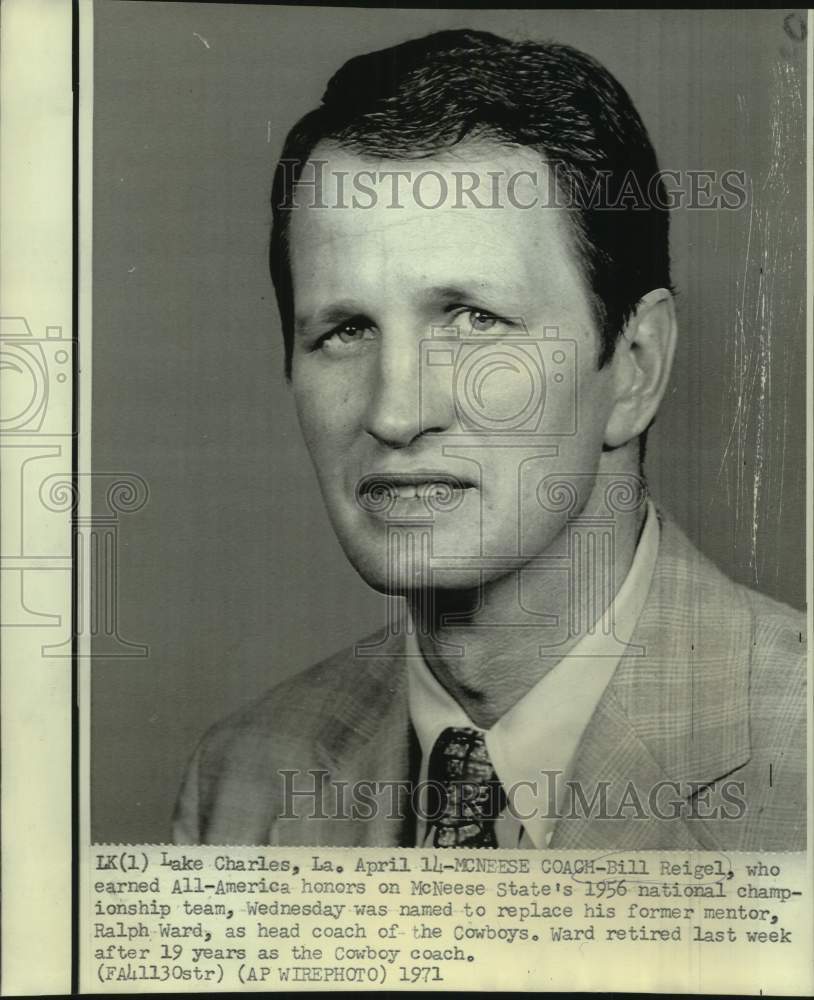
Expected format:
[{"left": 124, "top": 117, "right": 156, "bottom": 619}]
[
  {"left": 193, "top": 31, "right": 211, "bottom": 50},
  {"left": 717, "top": 58, "right": 802, "bottom": 586}
]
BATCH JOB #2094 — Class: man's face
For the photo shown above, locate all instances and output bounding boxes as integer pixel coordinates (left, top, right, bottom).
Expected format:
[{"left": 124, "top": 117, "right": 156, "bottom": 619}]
[{"left": 287, "top": 142, "right": 618, "bottom": 594}]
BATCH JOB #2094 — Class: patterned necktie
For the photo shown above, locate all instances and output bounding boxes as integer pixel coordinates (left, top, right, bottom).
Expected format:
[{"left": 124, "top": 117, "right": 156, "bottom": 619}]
[{"left": 427, "top": 727, "right": 507, "bottom": 848}]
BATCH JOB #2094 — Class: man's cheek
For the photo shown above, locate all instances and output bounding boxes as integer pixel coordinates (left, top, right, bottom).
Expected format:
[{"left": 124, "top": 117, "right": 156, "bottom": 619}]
[{"left": 296, "top": 390, "right": 339, "bottom": 440}]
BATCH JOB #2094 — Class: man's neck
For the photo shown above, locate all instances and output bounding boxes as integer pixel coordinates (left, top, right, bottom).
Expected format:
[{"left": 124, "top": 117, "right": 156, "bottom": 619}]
[{"left": 407, "top": 499, "right": 647, "bottom": 730}]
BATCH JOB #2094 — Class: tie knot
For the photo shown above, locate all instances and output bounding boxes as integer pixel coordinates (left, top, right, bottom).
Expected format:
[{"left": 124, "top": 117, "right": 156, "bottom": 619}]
[{"left": 427, "top": 727, "right": 506, "bottom": 848}]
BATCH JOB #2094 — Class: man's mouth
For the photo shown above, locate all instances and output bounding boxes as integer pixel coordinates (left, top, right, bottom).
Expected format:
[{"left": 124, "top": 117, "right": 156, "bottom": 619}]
[{"left": 356, "top": 472, "right": 475, "bottom": 509}]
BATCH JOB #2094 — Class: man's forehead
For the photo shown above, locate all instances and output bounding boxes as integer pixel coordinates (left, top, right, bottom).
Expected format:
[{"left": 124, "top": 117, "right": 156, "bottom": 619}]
[
  {"left": 293, "top": 139, "right": 558, "bottom": 208},
  {"left": 286, "top": 141, "right": 573, "bottom": 265},
  {"left": 285, "top": 140, "right": 593, "bottom": 325}
]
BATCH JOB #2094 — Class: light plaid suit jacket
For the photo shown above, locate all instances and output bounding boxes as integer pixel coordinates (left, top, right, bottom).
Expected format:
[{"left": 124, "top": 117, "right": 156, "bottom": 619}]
[{"left": 173, "top": 516, "right": 807, "bottom": 850}]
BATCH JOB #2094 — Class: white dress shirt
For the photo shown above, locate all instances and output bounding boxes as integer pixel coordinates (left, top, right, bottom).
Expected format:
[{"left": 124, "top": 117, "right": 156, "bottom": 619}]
[{"left": 407, "top": 500, "right": 660, "bottom": 848}]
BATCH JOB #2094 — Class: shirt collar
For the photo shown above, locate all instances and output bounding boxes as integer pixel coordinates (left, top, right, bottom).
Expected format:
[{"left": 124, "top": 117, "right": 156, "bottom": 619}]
[{"left": 407, "top": 499, "right": 661, "bottom": 846}]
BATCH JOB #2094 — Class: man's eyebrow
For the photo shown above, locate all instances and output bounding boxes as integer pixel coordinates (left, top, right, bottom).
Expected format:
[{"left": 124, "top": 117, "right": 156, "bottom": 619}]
[
  {"left": 294, "top": 300, "right": 363, "bottom": 330},
  {"left": 423, "top": 283, "right": 505, "bottom": 303},
  {"left": 294, "top": 282, "right": 515, "bottom": 330}
]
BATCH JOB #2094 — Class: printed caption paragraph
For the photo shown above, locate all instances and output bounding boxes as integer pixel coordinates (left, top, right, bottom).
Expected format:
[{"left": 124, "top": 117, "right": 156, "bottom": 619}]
[{"left": 84, "top": 847, "right": 810, "bottom": 992}]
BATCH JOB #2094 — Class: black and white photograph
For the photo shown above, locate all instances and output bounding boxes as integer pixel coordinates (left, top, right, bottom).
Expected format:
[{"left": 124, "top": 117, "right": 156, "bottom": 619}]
[
  {"left": 89, "top": 3, "right": 807, "bottom": 853},
  {"left": 1, "top": 2, "right": 810, "bottom": 994}
]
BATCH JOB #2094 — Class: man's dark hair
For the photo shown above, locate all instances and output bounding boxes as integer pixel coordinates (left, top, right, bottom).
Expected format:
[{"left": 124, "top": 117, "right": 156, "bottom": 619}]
[{"left": 269, "top": 29, "right": 672, "bottom": 420}]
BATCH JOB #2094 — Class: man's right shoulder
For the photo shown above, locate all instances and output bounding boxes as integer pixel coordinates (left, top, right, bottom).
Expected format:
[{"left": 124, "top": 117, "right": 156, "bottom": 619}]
[
  {"left": 172, "top": 628, "right": 406, "bottom": 843},
  {"left": 199, "top": 628, "right": 401, "bottom": 759}
]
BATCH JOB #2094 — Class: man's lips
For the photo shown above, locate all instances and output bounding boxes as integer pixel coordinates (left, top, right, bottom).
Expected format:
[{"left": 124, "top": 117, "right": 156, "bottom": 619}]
[{"left": 355, "top": 472, "right": 476, "bottom": 506}]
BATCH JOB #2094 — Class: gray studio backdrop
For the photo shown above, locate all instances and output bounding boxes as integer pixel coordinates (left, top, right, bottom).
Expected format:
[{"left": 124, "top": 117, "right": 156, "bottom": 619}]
[{"left": 91, "top": 3, "right": 807, "bottom": 843}]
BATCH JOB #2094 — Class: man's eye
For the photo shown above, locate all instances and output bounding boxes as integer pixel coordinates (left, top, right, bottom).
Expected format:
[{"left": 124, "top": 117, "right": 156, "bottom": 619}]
[
  {"left": 318, "top": 320, "right": 376, "bottom": 352},
  {"left": 455, "top": 308, "right": 502, "bottom": 333}
]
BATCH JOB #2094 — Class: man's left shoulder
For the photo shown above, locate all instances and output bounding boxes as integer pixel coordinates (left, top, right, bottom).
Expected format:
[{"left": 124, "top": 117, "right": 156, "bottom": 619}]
[
  {"left": 651, "top": 519, "right": 807, "bottom": 849},
  {"left": 740, "top": 584, "right": 806, "bottom": 685},
  {"left": 738, "top": 583, "right": 806, "bottom": 741},
  {"left": 657, "top": 512, "right": 806, "bottom": 686},
  {"left": 726, "top": 583, "right": 807, "bottom": 849}
]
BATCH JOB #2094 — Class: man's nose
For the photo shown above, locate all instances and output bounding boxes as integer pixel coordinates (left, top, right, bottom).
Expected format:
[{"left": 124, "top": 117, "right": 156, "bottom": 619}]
[{"left": 362, "top": 331, "right": 453, "bottom": 448}]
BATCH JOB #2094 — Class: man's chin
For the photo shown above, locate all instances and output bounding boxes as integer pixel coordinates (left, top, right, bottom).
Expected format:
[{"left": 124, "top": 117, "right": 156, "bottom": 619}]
[{"left": 342, "top": 548, "right": 492, "bottom": 597}]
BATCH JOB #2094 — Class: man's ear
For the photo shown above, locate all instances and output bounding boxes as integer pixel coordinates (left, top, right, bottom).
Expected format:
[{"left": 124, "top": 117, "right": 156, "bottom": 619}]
[{"left": 603, "top": 288, "right": 677, "bottom": 449}]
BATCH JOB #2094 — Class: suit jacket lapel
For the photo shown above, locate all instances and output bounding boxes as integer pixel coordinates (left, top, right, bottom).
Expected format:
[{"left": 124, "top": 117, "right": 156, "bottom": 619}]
[
  {"left": 551, "top": 516, "right": 753, "bottom": 850},
  {"left": 549, "top": 691, "right": 716, "bottom": 849},
  {"left": 325, "top": 659, "right": 417, "bottom": 848},
  {"left": 269, "top": 631, "right": 415, "bottom": 847}
]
